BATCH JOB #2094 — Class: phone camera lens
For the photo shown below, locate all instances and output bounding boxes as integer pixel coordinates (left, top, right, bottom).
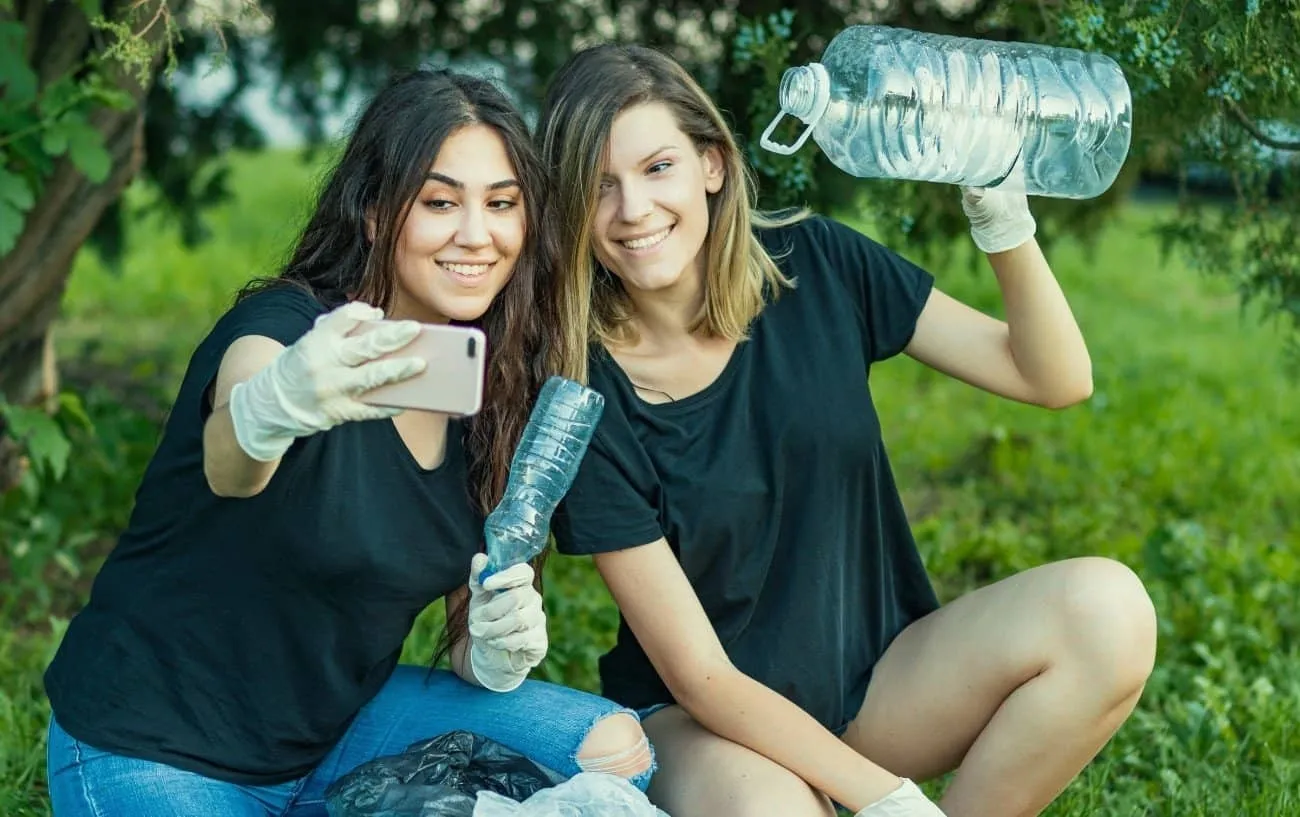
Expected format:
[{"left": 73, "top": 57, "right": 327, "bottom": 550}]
[{"left": 467, "top": 336, "right": 477, "bottom": 358}]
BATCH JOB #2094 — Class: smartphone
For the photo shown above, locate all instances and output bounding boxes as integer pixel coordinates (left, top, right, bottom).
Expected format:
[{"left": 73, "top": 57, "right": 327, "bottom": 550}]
[{"left": 352, "top": 321, "right": 487, "bottom": 416}]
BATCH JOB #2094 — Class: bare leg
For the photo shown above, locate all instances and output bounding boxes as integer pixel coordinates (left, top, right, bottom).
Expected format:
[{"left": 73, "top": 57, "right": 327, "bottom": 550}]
[
  {"left": 841, "top": 557, "right": 1157, "bottom": 817},
  {"left": 575, "top": 711, "right": 656, "bottom": 780},
  {"left": 640, "top": 705, "right": 837, "bottom": 817}
]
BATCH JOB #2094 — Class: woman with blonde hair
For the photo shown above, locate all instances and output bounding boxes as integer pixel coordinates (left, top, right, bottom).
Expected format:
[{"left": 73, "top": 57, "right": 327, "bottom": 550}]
[{"left": 537, "top": 43, "right": 1157, "bottom": 817}]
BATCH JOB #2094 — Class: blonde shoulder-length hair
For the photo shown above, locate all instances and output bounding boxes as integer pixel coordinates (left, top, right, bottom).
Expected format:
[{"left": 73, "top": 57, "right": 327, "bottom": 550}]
[{"left": 536, "top": 43, "right": 806, "bottom": 384}]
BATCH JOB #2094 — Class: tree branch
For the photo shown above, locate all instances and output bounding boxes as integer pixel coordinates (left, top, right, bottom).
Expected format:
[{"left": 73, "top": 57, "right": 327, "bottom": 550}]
[
  {"left": 1224, "top": 98, "right": 1300, "bottom": 152},
  {"left": 33, "top": 1, "right": 92, "bottom": 86}
]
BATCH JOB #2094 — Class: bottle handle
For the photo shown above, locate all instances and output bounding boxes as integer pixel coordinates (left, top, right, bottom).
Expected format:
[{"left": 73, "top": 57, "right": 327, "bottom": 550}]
[{"left": 759, "top": 110, "right": 815, "bottom": 156}]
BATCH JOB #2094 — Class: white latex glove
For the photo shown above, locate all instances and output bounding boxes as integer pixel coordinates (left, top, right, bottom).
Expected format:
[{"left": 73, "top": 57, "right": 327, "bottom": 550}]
[
  {"left": 960, "top": 184, "right": 1037, "bottom": 255},
  {"left": 854, "top": 779, "right": 947, "bottom": 817},
  {"left": 229, "top": 301, "right": 426, "bottom": 462},
  {"left": 467, "top": 553, "right": 548, "bottom": 693}
]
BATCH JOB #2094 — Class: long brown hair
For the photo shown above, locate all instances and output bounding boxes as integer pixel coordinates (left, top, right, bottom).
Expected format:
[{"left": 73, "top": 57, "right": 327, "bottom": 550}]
[
  {"left": 240, "top": 68, "right": 556, "bottom": 663},
  {"left": 536, "top": 44, "right": 804, "bottom": 383}
]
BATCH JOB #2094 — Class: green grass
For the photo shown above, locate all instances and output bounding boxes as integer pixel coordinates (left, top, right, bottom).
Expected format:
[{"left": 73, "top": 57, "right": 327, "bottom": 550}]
[{"left": 2, "top": 148, "right": 1297, "bottom": 814}]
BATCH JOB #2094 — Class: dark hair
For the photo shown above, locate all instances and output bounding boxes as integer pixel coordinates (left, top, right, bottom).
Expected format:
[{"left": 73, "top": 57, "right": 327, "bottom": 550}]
[{"left": 240, "top": 67, "right": 556, "bottom": 667}]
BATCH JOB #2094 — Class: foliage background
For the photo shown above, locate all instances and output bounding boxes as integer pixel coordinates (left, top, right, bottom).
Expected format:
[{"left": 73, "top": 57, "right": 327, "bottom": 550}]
[{"left": 1, "top": 1, "right": 1299, "bottom": 814}]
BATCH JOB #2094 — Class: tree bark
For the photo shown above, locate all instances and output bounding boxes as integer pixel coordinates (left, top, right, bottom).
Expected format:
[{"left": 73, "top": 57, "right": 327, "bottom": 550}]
[{"left": 0, "top": 0, "right": 178, "bottom": 492}]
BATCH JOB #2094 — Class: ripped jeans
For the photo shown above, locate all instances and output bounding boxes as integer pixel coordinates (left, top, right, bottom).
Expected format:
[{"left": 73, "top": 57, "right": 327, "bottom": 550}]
[{"left": 47, "top": 666, "right": 656, "bottom": 816}]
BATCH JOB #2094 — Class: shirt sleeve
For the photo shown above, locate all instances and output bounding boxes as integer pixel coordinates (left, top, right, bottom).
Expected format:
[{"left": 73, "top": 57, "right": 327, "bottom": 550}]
[
  {"left": 810, "top": 217, "right": 936, "bottom": 363},
  {"left": 193, "top": 283, "right": 326, "bottom": 423},
  {"left": 216, "top": 283, "right": 326, "bottom": 349},
  {"left": 552, "top": 397, "right": 665, "bottom": 557}
]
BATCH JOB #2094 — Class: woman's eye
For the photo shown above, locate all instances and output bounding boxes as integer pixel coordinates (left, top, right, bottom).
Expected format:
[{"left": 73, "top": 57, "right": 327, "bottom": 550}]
[
  {"left": 489, "top": 199, "right": 519, "bottom": 210},
  {"left": 424, "top": 199, "right": 455, "bottom": 210},
  {"left": 648, "top": 161, "right": 672, "bottom": 174}
]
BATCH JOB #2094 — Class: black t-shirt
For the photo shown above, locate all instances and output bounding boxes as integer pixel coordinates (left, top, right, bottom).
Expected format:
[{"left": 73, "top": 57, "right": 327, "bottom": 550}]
[
  {"left": 552, "top": 216, "right": 942, "bottom": 735},
  {"left": 44, "top": 284, "right": 483, "bottom": 784}
]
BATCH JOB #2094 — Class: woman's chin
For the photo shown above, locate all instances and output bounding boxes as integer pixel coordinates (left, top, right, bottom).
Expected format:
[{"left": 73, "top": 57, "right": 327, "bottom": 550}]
[
  {"left": 434, "top": 295, "right": 496, "bottom": 324},
  {"left": 621, "top": 266, "right": 690, "bottom": 295}
]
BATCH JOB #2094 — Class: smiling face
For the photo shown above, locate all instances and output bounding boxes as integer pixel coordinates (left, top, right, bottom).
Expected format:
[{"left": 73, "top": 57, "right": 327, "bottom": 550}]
[
  {"left": 591, "top": 102, "right": 724, "bottom": 299},
  {"left": 386, "top": 123, "right": 525, "bottom": 324}
]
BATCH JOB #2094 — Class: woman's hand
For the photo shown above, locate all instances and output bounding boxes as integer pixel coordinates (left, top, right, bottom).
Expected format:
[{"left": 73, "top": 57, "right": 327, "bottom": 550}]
[
  {"left": 228, "top": 301, "right": 426, "bottom": 462},
  {"left": 465, "top": 553, "right": 548, "bottom": 692},
  {"left": 853, "top": 779, "right": 947, "bottom": 816},
  {"left": 960, "top": 185, "right": 1037, "bottom": 255}
]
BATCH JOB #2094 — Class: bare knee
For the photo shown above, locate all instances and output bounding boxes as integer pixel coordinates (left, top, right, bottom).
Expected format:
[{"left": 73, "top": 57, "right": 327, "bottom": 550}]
[
  {"left": 717, "top": 775, "right": 837, "bottom": 817},
  {"left": 1053, "top": 556, "right": 1158, "bottom": 697},
  {"left": 576, "top": 712, "right": 654, "bottom": 780},
  {"left": 654, "top": 764, "right": 835, "bottom": 817},
  {"left": 643, "top": 708, "right": 833, "bottom": 817}
]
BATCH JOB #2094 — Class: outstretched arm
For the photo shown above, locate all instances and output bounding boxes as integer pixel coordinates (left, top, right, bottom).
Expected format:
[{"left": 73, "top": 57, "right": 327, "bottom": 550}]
[
  {"left": 904, "top": 189, "right": 1093, "bottom": 410},
  {"left": 203, "top": 302, "right": 427, "bottom": 497},
  {"left": 204, "top": 336, "right": 291, "bottom": 498}
]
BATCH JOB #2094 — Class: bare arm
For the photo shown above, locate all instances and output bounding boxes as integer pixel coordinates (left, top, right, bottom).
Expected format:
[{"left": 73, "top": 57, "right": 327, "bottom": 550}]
[
  {"left": 202, "top": 335, "right": 288, "bottom": 498},
  {"left": 594, "top": 539, "right": 902, "bottom": 813},
  {"left": 904, "top": 238, "right": 1093, "bottom": 409}
]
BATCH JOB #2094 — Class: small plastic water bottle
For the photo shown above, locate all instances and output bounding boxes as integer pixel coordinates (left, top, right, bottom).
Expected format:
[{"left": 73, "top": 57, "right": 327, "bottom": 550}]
[
  {"left": 760, "top": 25, "right": 1132, "bottom": 199},
  {"left": 479, "top": 377, "right": 605, "bottom": 581}
]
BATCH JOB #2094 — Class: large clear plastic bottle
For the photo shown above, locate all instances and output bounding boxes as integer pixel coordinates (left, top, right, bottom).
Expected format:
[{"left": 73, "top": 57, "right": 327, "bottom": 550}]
[
  {"left": 480, "top": 376, "right": 606, "bottom": 581},
  {"left": 759, "top": 25, "right": 1132, "bottom": 199}
]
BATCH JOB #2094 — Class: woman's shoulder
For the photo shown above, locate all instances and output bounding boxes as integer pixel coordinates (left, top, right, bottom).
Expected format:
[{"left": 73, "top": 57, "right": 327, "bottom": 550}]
[
  {"left": 754, "top": 212, "right": 877, "bottom": 258},
  {"left": 752, "top": 213, "right": 866, "bottom": 294},
  {"left": 208, "top": 280, "right": 330, "bottom": 349},
  {"left": 223, "top": 280, "right": 328, "bottom": 323}
]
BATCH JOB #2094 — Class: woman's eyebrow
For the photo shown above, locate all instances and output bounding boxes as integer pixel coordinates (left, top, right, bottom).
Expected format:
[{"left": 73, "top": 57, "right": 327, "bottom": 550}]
[
  {"left": 426, "top": 172, "right": 520, "bottom": 191},
  {"left": 638, "top": 145, "right": 675, "bottom": 164}
]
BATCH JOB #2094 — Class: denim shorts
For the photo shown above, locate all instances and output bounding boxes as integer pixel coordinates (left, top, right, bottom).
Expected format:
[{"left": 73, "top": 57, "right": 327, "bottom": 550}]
[
  {"left": 635, "top": 702, "right": 675, "bottom": 724},
  {"left": 47, "top": 665, "right": 655, "bottom": 816}
]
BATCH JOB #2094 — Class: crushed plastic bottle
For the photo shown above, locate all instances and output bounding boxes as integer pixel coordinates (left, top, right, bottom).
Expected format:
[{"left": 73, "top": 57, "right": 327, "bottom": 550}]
[
  {"left": 760, "top": 24, "right": 1132, "bottom": 199},
  {"left": 479, "top": 377, "right": 605, "bottom": 583}
]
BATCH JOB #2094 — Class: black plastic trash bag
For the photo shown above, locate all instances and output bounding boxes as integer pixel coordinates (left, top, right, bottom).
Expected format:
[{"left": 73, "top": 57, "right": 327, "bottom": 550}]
[{"left": 324, "top": 730, "right": 567, "bottom": 817}]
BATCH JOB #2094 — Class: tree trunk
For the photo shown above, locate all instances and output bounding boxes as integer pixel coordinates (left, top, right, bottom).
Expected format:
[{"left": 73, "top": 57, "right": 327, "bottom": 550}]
[{"left": 0, "top": 0, "right": 177, "bottom": 492}]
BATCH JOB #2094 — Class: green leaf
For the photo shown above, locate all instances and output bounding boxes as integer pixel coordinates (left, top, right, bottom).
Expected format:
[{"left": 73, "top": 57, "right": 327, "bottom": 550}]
[
  {"left": 0, "top": 198, "right": 23, "bottom": 256},
  {"left": 57, "top": 391, "right": 95, "bottom": 431},
  {"left": 92, "top": 86, "right": 136, "bottom": 112},
  {"left": 0, "top": 167, "right": 34, "bottom": 252},
  {"left": 0, "top": 22, "right": 36, "bottom": 104},
  {"left": 61, "top": 116, "right": 111, "bottom": 183},
  {"left": 0, "top": 404, "right": 71, "bottom": 481},
  {"left": 74, "top": 0, "right": 102, "bottom": 19},
  {"left": 41, "top": 123, "right": 70, "bottom": 157},
  {"left": 0, "top": 166, "right": 34, "bottom": 210},
  {"left": 38, "top": 75, "right": 84, "bottom": 119}
]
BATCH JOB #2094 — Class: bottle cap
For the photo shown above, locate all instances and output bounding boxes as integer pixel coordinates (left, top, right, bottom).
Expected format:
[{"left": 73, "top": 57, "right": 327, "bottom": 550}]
[{"left": 760, "top": 62, "right": 830, "bottom": 155}]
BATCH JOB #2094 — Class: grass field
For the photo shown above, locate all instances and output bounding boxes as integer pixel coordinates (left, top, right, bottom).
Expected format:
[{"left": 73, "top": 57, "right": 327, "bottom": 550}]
[{"left": 1, "top": 148, "right": 1297, "bottom": 815}]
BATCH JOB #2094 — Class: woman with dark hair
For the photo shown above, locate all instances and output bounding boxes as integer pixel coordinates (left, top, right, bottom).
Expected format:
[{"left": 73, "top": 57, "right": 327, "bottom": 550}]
[
  {"left": 43, "top": 68, "right": 653, "bottom": 816},
  {"left": 537, "top": 44, "right": 1155, "bottom": 817}
]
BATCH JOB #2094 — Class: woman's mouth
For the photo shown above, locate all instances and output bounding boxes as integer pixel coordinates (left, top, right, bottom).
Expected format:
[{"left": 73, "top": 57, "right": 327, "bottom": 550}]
[
  {"left": 438, "top": 261, "right": 493, "bottom": 286},
  {"left": 618, "top": 226, "right": 673, "bottom": 253}
]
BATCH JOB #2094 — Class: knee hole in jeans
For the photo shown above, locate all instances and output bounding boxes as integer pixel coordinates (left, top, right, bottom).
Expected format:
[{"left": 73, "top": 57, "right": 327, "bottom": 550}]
[{"left": 575, "top": 712, "right": 655, "bottom": 778}]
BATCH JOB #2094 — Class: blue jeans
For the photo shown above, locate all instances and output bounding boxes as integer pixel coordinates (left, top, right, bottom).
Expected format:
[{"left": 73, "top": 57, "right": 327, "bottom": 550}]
[{"left": 47, "top": 666, "right": 655, "bottom": 816}]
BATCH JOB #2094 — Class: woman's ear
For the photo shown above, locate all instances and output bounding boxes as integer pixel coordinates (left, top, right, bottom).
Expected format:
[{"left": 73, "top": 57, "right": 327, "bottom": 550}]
[
  {"left": 365, "top": 207, "right": 377, "bottom": 244},
  {"left": 702, "top": 145, "right": 725, "bottom": 194}
]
